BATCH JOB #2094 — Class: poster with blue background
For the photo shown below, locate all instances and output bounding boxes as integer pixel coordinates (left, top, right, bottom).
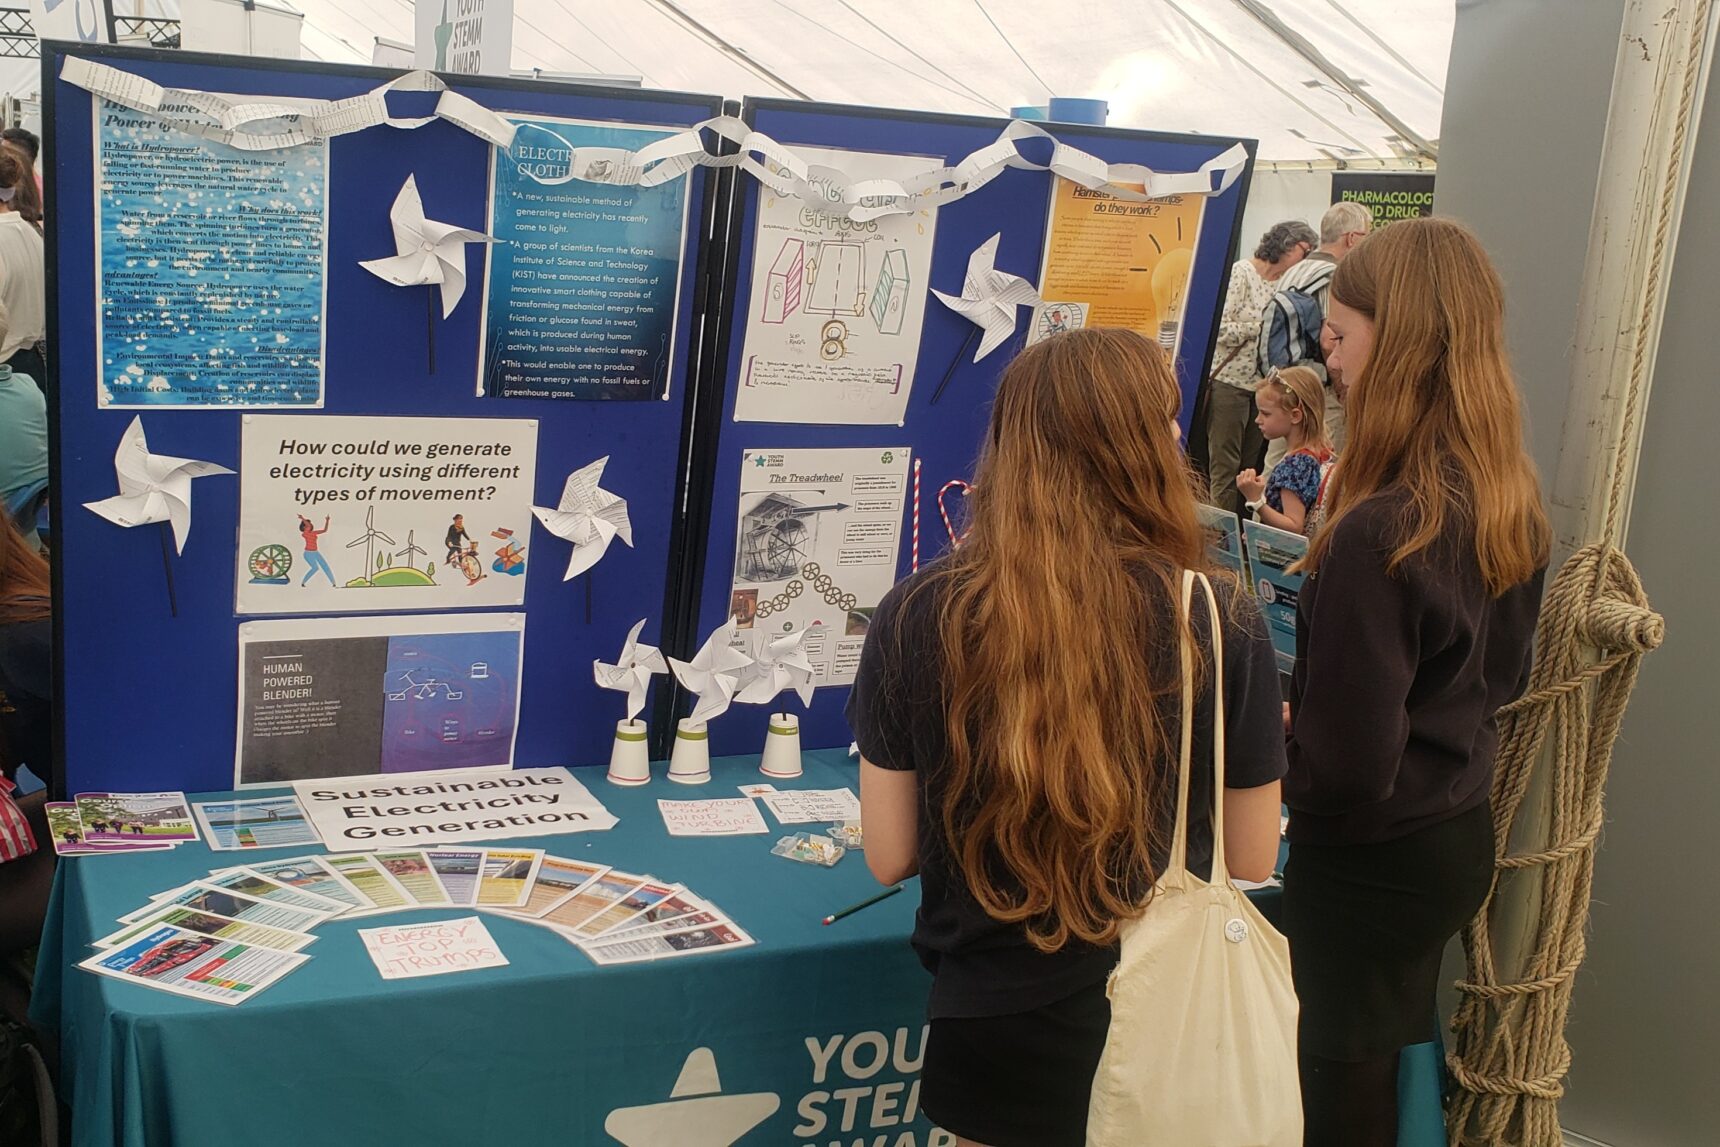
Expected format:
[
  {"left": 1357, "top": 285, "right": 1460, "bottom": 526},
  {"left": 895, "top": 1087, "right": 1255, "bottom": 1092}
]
[
  {"left": 481, "top": 116, "right": 688, "bottom": 400},
  {"left": 95, "top": 100, "right": 326, "bottom": 408},
  {"left": 1242, "top": 519, "right": 1309, "bottom": 674}
]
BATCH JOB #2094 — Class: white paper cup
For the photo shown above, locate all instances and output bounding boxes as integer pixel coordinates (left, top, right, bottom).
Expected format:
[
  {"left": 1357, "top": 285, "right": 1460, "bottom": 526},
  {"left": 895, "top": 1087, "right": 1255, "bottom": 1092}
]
[
  {"left": 667, "top": 718, "right": 711, "bottom": 784},
  {"left": 607, "top": 719, "right": 652, "bottom": 786},
  {"left": 759, "top": 713, "right": 804, "bottom": 779}
]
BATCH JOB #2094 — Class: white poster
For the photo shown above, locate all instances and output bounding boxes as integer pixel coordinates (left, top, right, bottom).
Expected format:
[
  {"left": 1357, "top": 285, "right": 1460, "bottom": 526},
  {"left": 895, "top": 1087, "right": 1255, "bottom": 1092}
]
[
  {"left": 729, "top": 447, "right": 910, "bottom": 686},
  {"left": 734, "top": 148, "right": 938, "bottom": 426},
  {"left": 294, "top": 766, "right": 618, "bottom": 850},
  {"left": 416, "top": 0, "right": 512, "bottom": 75},
  {"left": 237, "top": 415, "right": 537, "bottom": 615}
]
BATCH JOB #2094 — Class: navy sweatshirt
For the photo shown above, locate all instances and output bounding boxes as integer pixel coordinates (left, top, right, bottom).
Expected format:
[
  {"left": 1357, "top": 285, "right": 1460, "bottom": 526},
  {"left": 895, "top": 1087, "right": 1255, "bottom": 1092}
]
[{"left": 1287, "top": 493, "right": 1544, "bottom": 845}]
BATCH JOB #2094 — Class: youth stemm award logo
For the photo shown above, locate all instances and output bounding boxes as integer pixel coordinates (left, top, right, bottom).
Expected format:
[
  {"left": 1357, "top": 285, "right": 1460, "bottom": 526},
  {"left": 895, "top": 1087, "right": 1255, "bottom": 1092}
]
[{"left": 605, "top": 1048, "right": 780, "bottom": 1146}]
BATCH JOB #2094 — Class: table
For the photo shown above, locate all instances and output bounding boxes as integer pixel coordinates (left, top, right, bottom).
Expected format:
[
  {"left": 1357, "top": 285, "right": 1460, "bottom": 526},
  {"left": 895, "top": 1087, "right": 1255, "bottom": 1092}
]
[{"left": 32, "top": 747, "right": 1446, "bottom": 1146}]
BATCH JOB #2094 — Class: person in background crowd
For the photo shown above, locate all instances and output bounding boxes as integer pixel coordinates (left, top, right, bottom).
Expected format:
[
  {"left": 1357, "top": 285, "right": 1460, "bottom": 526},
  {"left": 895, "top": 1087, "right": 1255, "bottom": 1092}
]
[
  {"left": 0, "top": 302, "right": 46, "bottom": 527},
  {"left": 0, "top": 512, "right": 53, "bottom": 959},
  {"left": 1205, "top": 220, "right": 1318, "bottom": 515},
  {"left": 3, "top": 157, "right": 42, "bottom": 235},
  {"left": 1237, "top": 365, "right": 1335, "bottom": 537},
  {"left": 1259, "top": 201, "right": 1372, "bottom": 471},
  {"left": 1284, "top": 218, "right": 1549, "bottom": 1146},
  {"left": 0, "top": 151, "right": 44, "bottom": 389},
  {"left": 0, "top": 128, "right": 40, "bottom": 200},
  {"left": 851, "top": 328, "right": 1285, "bottom": 1147}
]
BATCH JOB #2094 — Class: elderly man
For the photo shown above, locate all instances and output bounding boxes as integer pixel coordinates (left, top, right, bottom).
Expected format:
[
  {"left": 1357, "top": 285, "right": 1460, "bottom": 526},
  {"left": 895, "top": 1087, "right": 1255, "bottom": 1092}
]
[{"left": 1258, "top": 201, "right": 1372, "bottom": 470}]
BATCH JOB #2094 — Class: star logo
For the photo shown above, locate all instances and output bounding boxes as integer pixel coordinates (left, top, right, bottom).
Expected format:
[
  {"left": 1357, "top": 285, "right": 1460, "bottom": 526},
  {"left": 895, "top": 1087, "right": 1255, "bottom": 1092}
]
[
  {"left": 604, "top": 1048, "right": 780, "bottom": 1146},
  {"left": 753, "top": 454, "right": 767, "bottom": 467}
]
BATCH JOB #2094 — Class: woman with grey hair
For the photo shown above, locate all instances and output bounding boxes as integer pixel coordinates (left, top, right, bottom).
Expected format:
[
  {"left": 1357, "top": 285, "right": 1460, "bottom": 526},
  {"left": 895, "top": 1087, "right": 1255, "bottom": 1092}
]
[{"left": 1204, "top": 220, "right": 1319, "bottom": 515}]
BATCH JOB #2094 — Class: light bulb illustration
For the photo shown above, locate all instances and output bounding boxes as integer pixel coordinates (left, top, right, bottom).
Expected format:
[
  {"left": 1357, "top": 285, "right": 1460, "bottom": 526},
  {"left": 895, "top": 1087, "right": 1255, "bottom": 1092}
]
[{"left": 1151, "top": 246, "right": 1194, "bottom": 358}]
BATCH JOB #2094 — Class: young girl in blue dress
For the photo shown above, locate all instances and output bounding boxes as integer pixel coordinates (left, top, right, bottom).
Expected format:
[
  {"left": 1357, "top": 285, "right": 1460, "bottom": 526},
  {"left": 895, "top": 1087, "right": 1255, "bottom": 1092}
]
[{"left": 1237, "top": 365, "right": 1335, "bottom": 536}]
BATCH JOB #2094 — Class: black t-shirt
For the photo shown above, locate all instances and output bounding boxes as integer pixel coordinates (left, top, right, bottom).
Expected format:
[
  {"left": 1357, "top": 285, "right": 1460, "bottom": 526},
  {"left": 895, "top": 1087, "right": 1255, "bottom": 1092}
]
[
  {"left": 846, "top": 567, "right": 1286, "bottom": 1020},
  {"left": 0, "top": 617, "right": 52, "bottom": 788}
]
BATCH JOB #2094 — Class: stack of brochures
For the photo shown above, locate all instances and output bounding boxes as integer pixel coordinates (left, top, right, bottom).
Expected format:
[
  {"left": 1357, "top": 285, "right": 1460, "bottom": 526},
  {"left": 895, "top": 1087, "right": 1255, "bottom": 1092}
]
[
  {"left": 46, "top": 792, "right": 199, "bottom": 856},
  {"left": 77, "top": 846, "right": 752, "bottom": 1004}
]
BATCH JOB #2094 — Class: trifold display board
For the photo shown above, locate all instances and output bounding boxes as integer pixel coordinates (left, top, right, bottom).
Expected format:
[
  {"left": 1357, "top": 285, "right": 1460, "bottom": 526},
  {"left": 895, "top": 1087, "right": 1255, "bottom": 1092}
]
[
  {"left": 47, "top": 43, "right": 722, "bottom": 793},
  {"left": 47, "top": 44, "right": 1254, "bottom": 796},
  {"left": 688, "top": 99, "right": 1255, "bottom": 756}
]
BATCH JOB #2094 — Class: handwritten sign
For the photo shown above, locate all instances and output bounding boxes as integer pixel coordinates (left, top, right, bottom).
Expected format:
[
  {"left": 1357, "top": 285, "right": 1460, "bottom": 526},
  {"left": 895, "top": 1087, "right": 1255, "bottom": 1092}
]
[
  {"left": 759, "top": 788, "right": 862, "bottom": 825},
  {"left": 359, "top": 917, "right": 508, "bottom": 980},
  {"left": 657, "top": 798, "right": 770, "bottom": 837}
]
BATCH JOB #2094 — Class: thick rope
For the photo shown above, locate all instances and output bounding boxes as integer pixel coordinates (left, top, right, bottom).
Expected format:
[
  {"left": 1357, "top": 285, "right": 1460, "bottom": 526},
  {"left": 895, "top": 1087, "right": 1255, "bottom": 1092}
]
[{"left": 1443, "top": 3, "right": 1700, "bottom": 1139}]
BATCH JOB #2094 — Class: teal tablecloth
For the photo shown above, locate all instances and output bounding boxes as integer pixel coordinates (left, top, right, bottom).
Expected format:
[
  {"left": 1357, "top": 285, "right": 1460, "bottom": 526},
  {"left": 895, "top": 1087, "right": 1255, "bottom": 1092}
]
[{"left": 33, "top": 747, "right": 1446, "bottom": 1146}]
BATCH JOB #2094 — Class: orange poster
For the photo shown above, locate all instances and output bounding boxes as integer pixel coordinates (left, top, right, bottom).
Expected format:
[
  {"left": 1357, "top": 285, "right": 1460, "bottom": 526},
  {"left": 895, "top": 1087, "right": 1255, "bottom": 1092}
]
[{"left": 1036, "top": 179, "right": 1207, "bottom": 359}]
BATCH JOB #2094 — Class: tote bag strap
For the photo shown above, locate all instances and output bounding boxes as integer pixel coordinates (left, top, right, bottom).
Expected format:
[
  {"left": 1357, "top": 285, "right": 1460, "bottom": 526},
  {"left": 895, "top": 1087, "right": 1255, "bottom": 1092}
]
[{"left": 1167, "top": 571, "right": 1229, "bottom": 884}]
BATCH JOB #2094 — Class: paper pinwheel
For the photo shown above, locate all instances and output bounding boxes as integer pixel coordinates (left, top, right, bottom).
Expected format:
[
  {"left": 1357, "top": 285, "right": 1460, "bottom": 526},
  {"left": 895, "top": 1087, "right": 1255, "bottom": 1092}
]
[
  {"left": 669, "top": 618, "right": 753, "bottom": 725},
  {"left": 932, "top": 232, "right": 1042, "bottom": 362},
  {"left": 360, "top": 173, "right": 497, "bottom": 318},
  {"left": 83, "top": 416, "right": 232, "bottom": 555},
  {"left": 532, "top": 457, "right": 634, "bottom": 581},
  {"left": 734, "top": 627, "right": 818, "bottom": 710},
  {"left": 594, "top": 618, "right": 669, "bottom": 722}
]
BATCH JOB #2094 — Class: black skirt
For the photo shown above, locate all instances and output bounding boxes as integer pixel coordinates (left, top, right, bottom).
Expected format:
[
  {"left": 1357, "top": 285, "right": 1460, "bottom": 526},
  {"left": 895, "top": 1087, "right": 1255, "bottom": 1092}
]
[
  {"left": 921, "top": 979, "right": 1111, "bottom": 1147},
  {"left": 1283, "top": 801, "right": 1495, "bottom": 1061}
]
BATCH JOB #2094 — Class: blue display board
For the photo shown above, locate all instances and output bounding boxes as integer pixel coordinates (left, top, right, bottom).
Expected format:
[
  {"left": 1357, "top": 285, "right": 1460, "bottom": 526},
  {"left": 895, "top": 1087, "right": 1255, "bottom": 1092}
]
[
  {"left": 686, "top": 100, "right": 1255, "bottom": 756},
  {"left": 46, "top": 43, "right": 722, "bottom": 793}
]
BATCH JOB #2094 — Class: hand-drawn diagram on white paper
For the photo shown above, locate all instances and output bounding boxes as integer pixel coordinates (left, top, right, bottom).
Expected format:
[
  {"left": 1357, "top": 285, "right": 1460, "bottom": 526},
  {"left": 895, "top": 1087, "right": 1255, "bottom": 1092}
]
[{"left": 735, "top": 147, "right": 937, "bottom": 426}]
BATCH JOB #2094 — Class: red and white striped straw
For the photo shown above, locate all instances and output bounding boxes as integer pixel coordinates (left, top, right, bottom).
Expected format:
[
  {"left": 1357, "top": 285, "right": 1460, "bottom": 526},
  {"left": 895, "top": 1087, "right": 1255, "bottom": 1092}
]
[{"left": 911, "top": 458, "right": 922, "bottom": 573}]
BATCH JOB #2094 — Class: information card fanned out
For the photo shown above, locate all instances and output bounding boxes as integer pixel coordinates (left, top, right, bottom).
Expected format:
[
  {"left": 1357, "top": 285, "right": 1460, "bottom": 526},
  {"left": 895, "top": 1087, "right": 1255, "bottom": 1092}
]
[{"left": 293, "top": 766, "right": 618, "bottom": 851}]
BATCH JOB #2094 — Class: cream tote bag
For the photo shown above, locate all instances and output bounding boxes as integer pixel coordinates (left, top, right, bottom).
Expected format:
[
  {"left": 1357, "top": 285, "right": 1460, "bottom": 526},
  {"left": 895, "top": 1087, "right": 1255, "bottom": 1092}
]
[{"left": 1085, "top": 570, "right": 1301, "bottom": 1146}]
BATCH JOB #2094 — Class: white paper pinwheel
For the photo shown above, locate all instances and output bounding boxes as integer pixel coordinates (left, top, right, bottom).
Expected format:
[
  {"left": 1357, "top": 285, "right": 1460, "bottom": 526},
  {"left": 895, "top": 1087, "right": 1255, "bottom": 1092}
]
[
  {"left": 82, "top": 416, "right": 233, "bottom": 554},
  {"left": 669, "top": 618, "right": 754, "bottom": 725},
  {"left": 359, "top": 173, "right": 497, "bottom": 317},
  {"left": 734, "top": 626, "right": 818, "bottom": 710},
  {"left": 594, "top": 618, "right": 669, "bottom": 722},
  {"left": 932, "top": 232, "right": 1043, "bottom": 360},
  {"left": 532, "top": 457, "right": 634, "bottom": 580}
]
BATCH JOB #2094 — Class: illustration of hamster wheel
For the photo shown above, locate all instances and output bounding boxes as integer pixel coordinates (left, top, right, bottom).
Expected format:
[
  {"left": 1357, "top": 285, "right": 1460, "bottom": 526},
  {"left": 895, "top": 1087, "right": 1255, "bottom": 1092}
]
[{"left": 248, "top": 544, "right": 293, "bottom": 580}]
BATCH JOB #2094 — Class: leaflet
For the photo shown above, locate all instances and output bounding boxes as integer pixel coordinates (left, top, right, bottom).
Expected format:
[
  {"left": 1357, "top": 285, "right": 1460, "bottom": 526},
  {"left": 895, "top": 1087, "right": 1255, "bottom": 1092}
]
[
  {"left": 193, "top": 795, "right": 320, "bottom": 851},
  {"left": 202, "top": 868, "right": 351, "bottom": 915},
  {"left": 579, "top": 921, "right": 755, "bottom": 965},
  {"left": 45, "top": 802, "right": 174, "bottom": 855},
  {"left": 79, "top": 925, "right": 309, "bottom": 1005},
  {"left": 94, "top": 907, "right": 317, "bottom": 954},
  {"left": 320, "top": 854, "right": 413, "bottom": 916},
  {"left": 123, "top": 882, "right": 335, "bottom": 932},
  {"left": 475, "top": 848, "right": 543, "bottom": 907},
  {"left": 73, "top": 792, "right": 198, "bottom": 843},
  {"left": 600, "top": 892, "right": 718, "bottom": 940},
  {"left": 570, "top": 881, "right": 683, "bottom": 941},
  {"left": 534, "top": 869, "right": 648, "bottom": 932},
  {"left": 496, "top": 856, "right": 609, "bottom": 918},
  {"left": 374, "top": 850, "right": 452, "bottom": 907},
  {"left": 425, "top": 848, "right": 486, "bottom": 906},
  {"left": 236, "top": 856, "right": 373, "bottom": 911}
]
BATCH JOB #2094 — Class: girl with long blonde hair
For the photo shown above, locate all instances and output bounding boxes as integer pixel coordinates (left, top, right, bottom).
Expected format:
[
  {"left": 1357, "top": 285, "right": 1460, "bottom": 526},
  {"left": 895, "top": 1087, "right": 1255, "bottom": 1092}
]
[
  {"left": 1237, "top": 364, "right": 1335, "bottom": 536},
  {"left": 849, "top": 328, "right": 1286, "bottom": 1147},
  {"left": 1283, "top": 217, "right": 1549, "bottom": 1146}
]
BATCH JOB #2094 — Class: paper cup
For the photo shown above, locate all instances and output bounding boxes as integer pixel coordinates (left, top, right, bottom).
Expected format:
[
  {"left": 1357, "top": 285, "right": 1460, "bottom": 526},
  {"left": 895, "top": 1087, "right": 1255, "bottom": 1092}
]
[
  {"left": 607, "top": 719, "right": 651, "bottom": 786},
  {"left": 759, "top": 713, "right": 804, "bottom": 779},
  {"left": 667, "top": 718, "right": 711, "bottom": 784}
]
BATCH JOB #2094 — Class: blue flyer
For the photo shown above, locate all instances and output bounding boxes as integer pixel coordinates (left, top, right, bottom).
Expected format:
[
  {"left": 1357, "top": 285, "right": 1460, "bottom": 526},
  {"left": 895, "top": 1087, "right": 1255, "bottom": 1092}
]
[
  {"left": 1242, "top": 518, "right": 1309, "bottom": 675},
  {"left": 95, "top": 100, "right": 327, "bottom": 408},
  {"left": 481, "top": 116, "right": 689, "bottom": 400}
]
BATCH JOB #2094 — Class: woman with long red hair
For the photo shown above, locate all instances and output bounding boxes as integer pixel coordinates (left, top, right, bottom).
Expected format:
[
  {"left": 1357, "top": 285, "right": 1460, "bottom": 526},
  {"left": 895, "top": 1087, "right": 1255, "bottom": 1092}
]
[
  {"left": 850, "top": 328, "right": 1286, "bottom": 1146},
  {"left": 0, "top": 512, "right": 52, "bottom": 956},
  {"left": 1285, "top": 217, "right": 1550, "bottom": 1145}
]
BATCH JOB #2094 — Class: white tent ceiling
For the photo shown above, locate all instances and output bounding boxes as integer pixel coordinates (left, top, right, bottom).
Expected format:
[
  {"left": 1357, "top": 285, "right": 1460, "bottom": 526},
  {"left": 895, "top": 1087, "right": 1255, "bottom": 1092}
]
[{"left": 13, "top": 1, "right": 1451, "bottom": 162}]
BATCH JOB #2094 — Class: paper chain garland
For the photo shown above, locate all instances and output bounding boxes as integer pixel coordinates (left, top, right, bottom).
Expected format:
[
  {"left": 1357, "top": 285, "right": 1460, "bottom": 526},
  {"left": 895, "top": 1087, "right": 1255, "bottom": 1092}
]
[{"left": 62, "top": 57, "right": 1248, "bottom": 222}]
